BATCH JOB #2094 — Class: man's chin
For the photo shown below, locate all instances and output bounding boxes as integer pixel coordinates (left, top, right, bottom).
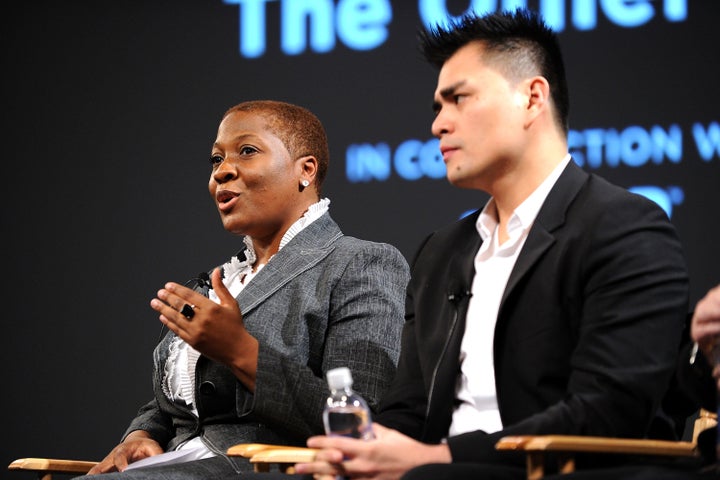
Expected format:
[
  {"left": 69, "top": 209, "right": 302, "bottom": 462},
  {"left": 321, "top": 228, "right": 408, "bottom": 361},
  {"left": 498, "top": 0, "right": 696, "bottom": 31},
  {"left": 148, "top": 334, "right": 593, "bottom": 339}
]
[{"left": 446, "top": 173, "right": 474, "bottom": 189}]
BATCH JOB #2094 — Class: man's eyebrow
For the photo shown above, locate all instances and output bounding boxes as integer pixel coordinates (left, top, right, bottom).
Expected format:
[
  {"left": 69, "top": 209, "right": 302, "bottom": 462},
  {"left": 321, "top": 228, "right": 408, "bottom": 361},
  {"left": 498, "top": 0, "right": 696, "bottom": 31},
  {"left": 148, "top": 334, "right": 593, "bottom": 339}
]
[{"left": 432, "top": 80, "right": 467, "bottom": 113}]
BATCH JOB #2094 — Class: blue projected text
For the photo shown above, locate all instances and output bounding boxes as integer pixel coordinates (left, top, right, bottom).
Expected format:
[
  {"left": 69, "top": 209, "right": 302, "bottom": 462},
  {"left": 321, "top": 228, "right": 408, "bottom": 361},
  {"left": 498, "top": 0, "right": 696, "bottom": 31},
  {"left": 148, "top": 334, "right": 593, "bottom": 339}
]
[
  {"left": 223, "top": 0, "right": 687, "bottom": 58},
  {"left": 345, "top": 121, "right": 719, "bottom": 218},
  {"left": 419, "top": 0, "right": 687, "bottom": 32},
  {"left": 224, "top": 0, "right": 392, "bottom": 58},
  {"left": 347, "top": 122, "right": 719, "bottom": 183}
]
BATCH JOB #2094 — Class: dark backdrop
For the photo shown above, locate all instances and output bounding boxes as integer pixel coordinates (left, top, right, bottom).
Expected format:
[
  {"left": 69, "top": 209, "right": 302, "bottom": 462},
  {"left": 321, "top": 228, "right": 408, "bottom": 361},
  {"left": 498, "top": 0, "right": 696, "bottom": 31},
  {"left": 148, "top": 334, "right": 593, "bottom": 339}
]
[{"left": 3, "top": 0, "right": 718, "bottom": 470}]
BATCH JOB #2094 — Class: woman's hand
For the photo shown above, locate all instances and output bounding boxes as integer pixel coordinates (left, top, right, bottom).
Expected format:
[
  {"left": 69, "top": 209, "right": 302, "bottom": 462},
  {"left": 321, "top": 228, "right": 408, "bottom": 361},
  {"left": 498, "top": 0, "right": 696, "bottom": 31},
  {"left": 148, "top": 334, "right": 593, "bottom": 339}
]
[
  {"left": 150, "top": 267, "right": 259, "bottom": 390},
  {"left": 87, "top": 430, "right": 162, "bottom": 474}
]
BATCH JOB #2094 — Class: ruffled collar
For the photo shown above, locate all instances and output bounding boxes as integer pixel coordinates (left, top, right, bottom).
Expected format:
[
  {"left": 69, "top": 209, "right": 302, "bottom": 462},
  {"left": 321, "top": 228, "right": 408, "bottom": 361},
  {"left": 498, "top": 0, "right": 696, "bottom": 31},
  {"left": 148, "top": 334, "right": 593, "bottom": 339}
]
[{"left": 221, "top": 198, "right": 330, "bottom": 284}]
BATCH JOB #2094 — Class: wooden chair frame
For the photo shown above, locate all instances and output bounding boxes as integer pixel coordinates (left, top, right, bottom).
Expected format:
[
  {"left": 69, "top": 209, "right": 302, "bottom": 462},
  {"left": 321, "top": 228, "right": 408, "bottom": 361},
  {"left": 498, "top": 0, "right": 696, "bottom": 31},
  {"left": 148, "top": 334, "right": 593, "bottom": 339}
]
[
  {"left": 226, "top": 443, "right": 318, "bottom": 473},
  {"left": 9, "top": 411, "right": 715, "bottom": 479},
  {"left": 495, "top": 409, "right": 717, "bottom": 479},
  {"left": 7, "top": 458, "right": 98, "bottom": 480}
]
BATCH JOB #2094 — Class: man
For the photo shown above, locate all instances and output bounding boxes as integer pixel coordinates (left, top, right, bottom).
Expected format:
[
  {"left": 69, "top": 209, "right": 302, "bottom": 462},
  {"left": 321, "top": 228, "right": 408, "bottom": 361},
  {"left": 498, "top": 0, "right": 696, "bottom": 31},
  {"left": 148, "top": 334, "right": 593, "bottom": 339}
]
[{"left": 292, "top": 8, "right": 690, "bottom": 480}]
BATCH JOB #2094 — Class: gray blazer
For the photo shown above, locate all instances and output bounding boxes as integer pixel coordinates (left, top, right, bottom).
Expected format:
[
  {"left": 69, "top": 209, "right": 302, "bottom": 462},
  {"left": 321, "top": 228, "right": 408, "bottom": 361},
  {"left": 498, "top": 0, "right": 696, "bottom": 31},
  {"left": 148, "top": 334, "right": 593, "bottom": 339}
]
[{"left": 124, "top": 213, "right": 409, "bottom": 470}]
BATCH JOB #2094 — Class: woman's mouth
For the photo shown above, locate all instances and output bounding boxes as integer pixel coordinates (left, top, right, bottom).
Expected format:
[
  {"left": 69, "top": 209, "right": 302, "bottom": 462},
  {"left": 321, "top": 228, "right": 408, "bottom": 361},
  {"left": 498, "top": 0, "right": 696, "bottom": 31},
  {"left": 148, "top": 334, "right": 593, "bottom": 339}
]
[{"left": 216, "top": 190, "right": 240, "bottom": 213}]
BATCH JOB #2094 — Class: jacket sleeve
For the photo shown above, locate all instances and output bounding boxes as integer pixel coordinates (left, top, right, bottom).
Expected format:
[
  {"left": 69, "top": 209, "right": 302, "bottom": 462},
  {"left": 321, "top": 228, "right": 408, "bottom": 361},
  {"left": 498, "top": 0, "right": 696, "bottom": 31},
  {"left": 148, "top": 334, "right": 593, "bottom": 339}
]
[
  {"left": 375, "top": 235, "right": 436, "bottom": 439},
  {"left": 122, "top": 398, "right": 174, "bottom": 448}
]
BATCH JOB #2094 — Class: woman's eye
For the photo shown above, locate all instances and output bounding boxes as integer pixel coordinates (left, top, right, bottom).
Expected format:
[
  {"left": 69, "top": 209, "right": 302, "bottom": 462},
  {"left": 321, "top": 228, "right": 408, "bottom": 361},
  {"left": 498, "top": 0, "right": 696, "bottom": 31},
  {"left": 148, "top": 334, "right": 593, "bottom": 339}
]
[
  {"left": 239, "top": 145, "right": 258, "bottom": 155},
  {"left": 209, "top": 155, "right": 223, "bottom": 166}
]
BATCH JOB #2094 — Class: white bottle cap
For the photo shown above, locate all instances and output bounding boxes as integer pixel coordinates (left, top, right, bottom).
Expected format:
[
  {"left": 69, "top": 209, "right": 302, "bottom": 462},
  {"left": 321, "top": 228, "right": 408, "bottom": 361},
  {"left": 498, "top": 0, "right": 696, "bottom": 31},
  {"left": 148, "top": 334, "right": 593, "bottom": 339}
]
[{"left": 326, "top": 367, "right": 353, "bottom": 390}]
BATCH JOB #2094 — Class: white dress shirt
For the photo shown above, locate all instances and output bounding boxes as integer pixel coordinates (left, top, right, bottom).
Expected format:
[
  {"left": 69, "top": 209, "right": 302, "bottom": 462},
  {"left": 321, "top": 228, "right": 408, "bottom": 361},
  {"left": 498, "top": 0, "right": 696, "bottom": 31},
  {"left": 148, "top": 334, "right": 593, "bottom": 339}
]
[{"left": 449, "top": 155, "right": 571, "bottom": 436}]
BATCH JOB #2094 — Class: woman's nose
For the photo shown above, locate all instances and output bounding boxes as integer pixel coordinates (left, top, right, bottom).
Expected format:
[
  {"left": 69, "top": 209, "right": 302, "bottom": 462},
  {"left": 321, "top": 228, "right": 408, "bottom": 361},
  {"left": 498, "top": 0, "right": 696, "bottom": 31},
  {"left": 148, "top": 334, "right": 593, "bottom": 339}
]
[{"left": 212, "top": 159, "right": 237, "bottom": 184}]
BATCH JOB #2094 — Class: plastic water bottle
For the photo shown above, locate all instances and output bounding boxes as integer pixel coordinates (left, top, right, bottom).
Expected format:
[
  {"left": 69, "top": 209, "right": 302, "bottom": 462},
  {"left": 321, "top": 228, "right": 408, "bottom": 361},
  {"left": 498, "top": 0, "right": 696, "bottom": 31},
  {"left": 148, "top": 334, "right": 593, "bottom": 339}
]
[{"left": 323, "top": 367, "right": 375, "bottom": 440}]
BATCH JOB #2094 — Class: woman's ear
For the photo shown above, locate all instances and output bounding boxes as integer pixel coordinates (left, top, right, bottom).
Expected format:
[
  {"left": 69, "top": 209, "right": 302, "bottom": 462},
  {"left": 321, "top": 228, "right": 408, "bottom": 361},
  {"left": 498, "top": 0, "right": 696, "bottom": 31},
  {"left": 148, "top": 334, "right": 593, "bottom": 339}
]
[{"left": 297, "top": 155, "right": 318, "bottom": 189}]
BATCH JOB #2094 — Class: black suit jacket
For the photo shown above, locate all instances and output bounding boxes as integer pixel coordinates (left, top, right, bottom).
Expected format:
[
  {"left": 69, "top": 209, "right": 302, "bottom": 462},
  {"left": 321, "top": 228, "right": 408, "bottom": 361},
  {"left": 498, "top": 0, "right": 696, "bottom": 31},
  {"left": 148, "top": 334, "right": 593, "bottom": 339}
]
[{"left": 376, "top": 161, "right": 690, "bottom": 466}]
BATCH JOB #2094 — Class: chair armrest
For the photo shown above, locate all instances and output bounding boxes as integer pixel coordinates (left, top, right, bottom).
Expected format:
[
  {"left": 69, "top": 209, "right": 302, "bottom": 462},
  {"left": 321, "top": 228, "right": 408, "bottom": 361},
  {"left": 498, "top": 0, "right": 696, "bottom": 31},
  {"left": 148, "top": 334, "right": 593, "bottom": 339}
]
[
  {"left": 693, "top": 409, "right": 718, "bottom": 444},
  {"left": 226, "top": 443, "right": 288, "bottom": 457},
  {"left": 496, "top": 435, "right": 701, "bottom": 479},
  {"left": 249, "top": 446, "right": 319, "bottom": 463},
  {"left": 227, "top": 443, "right": 318, "bottom": 474},
  {"left": 496, "top": 435, "right": 698, "bottom": 457},
  {"left": 8, "top": 457, "right": 98, "bottom": 475}
]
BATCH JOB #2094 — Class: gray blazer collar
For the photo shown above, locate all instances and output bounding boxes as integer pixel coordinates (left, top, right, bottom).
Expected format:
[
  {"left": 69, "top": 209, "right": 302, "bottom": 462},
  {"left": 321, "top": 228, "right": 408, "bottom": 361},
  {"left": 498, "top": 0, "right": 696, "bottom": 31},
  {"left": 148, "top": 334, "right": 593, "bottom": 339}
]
[{"left": 234, "top": 212, "right": 343, "bottom": 315}]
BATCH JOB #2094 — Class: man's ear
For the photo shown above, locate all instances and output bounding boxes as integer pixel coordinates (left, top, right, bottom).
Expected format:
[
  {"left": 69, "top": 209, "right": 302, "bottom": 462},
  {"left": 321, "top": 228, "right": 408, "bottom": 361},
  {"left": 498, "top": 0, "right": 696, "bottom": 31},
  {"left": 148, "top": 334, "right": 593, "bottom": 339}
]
[{"left": 523, "top": 75, "right": 551, "bottom": 126}]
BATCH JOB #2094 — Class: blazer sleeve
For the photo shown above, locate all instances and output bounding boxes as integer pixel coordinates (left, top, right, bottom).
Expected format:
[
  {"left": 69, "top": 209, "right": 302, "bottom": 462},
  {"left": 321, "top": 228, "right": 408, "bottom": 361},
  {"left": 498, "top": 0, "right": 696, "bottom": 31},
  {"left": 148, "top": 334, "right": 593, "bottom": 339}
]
[
  {"left": 122, "top": 398, "right": 174, "bottom": 448},
  {"left": 249, "top": 241, "right": 409, "bottom": 440},
  {"left": 375, "top": 235, "right": 436, "bottom": 439}
]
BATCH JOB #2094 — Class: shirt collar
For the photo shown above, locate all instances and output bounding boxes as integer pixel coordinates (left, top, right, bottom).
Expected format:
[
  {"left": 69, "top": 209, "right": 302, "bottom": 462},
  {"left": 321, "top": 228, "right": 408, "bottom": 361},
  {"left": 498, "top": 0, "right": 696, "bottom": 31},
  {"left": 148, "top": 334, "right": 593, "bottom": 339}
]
[
  {"left": 476, "top": 154, "right": 572, "bottom": 241},
  {"left": 225, "top": 198, "right": 331, "bottom": 279}
]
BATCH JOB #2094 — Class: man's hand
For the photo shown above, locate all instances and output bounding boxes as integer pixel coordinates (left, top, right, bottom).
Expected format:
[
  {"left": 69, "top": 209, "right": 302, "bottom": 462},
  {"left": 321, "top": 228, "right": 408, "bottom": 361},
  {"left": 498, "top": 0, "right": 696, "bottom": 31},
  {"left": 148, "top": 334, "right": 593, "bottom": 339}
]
[
  {"left": 293, "top": 423, "right": 452, "bottom": 480},
  {"left": 691, "top": 284, "right": 720, "bottom": 388}
]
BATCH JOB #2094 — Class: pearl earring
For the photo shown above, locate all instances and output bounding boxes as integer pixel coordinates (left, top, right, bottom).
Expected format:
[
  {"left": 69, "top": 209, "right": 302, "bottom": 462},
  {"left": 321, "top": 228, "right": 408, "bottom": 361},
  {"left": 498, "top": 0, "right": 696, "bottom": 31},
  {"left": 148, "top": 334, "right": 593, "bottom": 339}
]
[{"left": 301, "top": 180, "right": 310, "bottom": 187}]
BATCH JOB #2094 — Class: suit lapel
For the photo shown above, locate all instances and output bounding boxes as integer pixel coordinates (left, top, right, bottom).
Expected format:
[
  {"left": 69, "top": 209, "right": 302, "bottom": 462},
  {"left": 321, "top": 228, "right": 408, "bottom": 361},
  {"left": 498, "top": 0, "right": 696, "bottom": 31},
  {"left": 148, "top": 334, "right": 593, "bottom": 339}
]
[
  {"left": 501, "top": 161, "right": 588, "bottom": 307},
  {"left": 453, "top": 213, "right": 483, "bottom": 291},
  {"left": 442, "top": 210, "right": 483, "bottom": 357},
  {"left": 424, "top": 212, "right": 482, "bottom": 437},
  {"left": 235, "top": 213, "right": 342, "bottom": 315}
]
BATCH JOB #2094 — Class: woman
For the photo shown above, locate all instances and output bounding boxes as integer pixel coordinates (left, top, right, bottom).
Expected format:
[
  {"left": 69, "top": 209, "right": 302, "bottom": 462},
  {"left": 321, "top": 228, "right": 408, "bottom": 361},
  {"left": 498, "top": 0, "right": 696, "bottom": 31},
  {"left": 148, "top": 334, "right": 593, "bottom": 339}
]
[{"left": 81, "top": 100, "right": 409, "bottom": 479}]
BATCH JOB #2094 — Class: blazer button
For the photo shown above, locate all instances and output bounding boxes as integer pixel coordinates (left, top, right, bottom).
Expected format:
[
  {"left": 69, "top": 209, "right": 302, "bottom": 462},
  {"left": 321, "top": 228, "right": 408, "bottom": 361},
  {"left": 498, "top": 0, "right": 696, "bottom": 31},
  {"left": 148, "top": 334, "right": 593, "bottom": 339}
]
[{"left": 199, "top": 381, "right": 216, "bottom": 396}]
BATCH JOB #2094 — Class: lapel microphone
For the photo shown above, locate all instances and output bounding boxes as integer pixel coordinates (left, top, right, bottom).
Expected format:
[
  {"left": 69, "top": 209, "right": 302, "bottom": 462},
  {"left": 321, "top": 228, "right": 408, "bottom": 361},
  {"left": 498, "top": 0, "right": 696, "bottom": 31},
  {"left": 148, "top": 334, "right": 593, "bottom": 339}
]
[
  {"left": 193, "top": 271, "right": 212, "bottom": 294},
  {"left": 447, "top": 281, "right": 472, "bottom": 303}
]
